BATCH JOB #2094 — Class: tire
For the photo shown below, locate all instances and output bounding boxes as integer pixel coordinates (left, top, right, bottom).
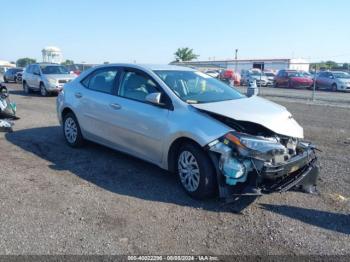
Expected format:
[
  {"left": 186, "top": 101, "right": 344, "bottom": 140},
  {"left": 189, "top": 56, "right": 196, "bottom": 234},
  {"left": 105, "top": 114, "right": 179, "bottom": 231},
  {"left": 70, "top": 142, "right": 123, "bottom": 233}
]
[
  {"left": 23, "top": 82, "right": 31, "bottom": 94},
  {"left": 176, "top": 143, "right": 217, "bottom": 199},
  {"left": 274, "top": 82, "right": 278, "bottom": 88},
  {"left": 4, "top": 77, "right": 8, "bottom": 83},
  {"left": 63, "top": 112, "right": 85, "bottom": 148},
  {"left": 40, "top": 82, "right": 48, "bottom": 96},
  {"left": 331, "top": 83, "right": 337, "bottom": 92}
]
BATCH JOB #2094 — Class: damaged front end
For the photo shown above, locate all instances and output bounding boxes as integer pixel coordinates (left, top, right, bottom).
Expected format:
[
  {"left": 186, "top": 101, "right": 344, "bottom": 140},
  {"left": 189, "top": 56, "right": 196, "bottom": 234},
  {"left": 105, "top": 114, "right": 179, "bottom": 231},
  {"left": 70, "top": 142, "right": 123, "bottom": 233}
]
[{"left": 207, "top": 131, "right": 319, "bottom": 198}]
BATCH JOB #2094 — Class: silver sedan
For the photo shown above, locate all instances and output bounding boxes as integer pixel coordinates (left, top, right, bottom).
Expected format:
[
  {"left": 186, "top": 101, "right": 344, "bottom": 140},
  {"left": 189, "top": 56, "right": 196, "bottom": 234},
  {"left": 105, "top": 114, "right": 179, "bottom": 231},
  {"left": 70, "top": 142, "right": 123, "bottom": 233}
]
[{"left": 57, "top": 64, "right": 319, "bottom": 199}]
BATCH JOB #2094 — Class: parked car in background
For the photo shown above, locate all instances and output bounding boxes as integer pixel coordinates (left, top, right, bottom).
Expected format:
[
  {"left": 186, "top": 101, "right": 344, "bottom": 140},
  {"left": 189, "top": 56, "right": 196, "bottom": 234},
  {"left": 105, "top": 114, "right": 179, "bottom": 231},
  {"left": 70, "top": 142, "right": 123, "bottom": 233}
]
[
  {"left": 3, "top": 68, "right": 23, "bottom": 83},
  {"left": 219, "top": 69, "right": 240, "bottom": 86},
  {"left": 57, "top": 64, "right": 319, "bottom": 199},
  {"left": 16, "top": 71, "right": 23, "bottom": 83},
  {"left": 204, "top": 70, "right": 220, "bottom": 78},
  {"left": 274, "top": 70, "right": 313, "bottom": 89},
  {"left": 264, "top": 72, "right": 276, "bottom": 86},
  {"left": 241, "top": 69, "right": 269, "bottom": 87},
  {"left": 66, "top": 64, "right": 95, "bottom": 76},
  {"left": 22, "top": 64, "right": 76, "bottom": 96},
  {"left": 316, "top": 71, "right": 350, "bottom": 92}
]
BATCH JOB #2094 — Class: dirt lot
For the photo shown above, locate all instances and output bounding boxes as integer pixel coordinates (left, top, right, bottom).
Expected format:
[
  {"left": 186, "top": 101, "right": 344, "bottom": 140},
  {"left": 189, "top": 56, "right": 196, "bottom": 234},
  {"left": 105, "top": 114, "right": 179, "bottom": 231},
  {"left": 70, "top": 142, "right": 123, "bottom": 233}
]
[{"left": 0, "top": 83, "right": 349, "bottom": 255}]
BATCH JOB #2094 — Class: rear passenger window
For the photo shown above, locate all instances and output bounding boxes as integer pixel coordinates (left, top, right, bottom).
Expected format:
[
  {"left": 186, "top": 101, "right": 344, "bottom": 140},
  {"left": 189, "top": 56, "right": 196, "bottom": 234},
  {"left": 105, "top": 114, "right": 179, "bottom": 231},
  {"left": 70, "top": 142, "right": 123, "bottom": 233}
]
[{"left": 82, "top": 68, "right": 118, "bottom": 94}]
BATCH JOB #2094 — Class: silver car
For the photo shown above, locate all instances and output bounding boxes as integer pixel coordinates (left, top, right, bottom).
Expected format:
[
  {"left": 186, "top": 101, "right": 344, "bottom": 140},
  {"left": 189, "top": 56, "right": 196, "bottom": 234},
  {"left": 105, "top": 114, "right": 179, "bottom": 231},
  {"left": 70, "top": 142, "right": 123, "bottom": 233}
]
[
  {"left": 57, "top": 64, "right": 319, "bottom": 199},
  {"left": 241, "top": 70, "right": 269, "bottom": 87},
  {"left": 316, "top": 71, "right": 350, "bottom": 92},
  {"left": 22, "top": 63, "right": 76, "bottom": 96}
]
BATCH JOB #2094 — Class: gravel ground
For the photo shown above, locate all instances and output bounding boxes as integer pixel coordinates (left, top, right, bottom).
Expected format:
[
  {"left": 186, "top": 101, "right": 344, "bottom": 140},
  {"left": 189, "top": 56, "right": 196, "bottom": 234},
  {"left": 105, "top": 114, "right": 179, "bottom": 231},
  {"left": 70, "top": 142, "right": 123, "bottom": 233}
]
[{"left": 0, "top": 83, "right": 349, "bottom": 255}]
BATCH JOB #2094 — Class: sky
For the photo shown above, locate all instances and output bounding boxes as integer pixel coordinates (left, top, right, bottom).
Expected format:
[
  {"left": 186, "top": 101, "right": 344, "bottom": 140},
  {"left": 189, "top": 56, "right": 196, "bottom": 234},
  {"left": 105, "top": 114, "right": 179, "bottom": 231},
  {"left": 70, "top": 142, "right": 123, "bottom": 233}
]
[{"left": 1, "top": 0, "right": 350, "bottom": 64}]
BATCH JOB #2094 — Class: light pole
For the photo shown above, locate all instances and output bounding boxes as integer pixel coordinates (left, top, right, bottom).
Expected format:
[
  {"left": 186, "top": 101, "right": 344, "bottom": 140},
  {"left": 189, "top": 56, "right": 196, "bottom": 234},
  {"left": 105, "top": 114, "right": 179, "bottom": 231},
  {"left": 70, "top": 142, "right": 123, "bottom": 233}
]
[{"left": 235, "top": 49, "right": 238, "bottom": 73}]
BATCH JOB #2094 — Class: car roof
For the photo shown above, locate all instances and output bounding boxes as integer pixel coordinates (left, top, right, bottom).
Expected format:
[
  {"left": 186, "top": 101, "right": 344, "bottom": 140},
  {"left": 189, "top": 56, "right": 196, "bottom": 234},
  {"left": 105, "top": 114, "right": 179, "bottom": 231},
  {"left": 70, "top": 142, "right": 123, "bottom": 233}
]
[
  {"left": 38, "top": 63, "right": 63, "bottom": 67},
  {"left": 93, "top": 63, "right": 196, "bottom": 72},
  {"left": 330, "top": 71, "right": 348, "bottom": 73}
]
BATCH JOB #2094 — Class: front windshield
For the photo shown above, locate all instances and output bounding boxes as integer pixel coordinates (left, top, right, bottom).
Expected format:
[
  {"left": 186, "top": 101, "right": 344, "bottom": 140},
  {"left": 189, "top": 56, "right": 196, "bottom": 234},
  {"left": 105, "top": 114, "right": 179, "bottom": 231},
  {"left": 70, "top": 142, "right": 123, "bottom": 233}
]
[
  {"left": 154, "top": 70, "right": 245, "bottom": 104},
  {"left": 333, "top": 72, "right": 350, "bottom": 79},
  {"left": 40, "top": 65, "right": 69, "bottom": 74}
]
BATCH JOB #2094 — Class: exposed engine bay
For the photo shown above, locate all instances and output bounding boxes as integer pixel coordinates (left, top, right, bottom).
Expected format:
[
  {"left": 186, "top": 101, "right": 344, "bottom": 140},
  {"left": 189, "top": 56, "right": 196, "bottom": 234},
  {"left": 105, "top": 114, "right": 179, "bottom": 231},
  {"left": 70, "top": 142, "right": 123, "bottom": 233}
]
[{"left": 205, "top": 112, "right": 319, "bottom": 198}]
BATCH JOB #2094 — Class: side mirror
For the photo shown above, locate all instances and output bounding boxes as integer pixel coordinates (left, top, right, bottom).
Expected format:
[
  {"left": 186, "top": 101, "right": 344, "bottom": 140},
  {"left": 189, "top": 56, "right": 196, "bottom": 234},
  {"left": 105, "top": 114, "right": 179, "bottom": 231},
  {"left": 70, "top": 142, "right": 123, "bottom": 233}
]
[
  {"left": 145, "top": 92, "right": 162, "bottom": 105},
  {"left": 329, "top": 75, "right": 334, "bottom": 79}
]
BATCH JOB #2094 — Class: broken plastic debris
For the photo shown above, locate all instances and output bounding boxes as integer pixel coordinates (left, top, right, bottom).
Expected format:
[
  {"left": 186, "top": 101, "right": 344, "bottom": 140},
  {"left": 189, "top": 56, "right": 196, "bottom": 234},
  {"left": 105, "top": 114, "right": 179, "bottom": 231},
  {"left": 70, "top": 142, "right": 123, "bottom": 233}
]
[{"left": 0, "top": 119, "right": 13, "bottom": 132}]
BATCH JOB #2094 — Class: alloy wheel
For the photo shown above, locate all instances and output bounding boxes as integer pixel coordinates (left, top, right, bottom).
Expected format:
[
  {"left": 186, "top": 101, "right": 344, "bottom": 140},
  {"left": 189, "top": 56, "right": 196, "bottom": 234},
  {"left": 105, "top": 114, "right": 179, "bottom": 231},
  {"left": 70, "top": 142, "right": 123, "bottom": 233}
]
[
  {"left": 64, "top": 117, "right": 78, "bottom": 144},
  {"left": 40, "top": 84, "right": 47, "bottom": 96},
  {"left": 178, "top": 150, "right": 200, "bottom": 192}
]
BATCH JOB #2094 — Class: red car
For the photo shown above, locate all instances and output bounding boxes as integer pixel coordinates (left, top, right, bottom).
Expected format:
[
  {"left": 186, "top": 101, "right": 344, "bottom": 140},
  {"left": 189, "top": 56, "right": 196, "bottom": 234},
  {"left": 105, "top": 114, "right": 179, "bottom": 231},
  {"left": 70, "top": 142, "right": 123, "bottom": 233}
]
[
  {"left": 219, "top": 69, "right": 240, "bottom": 86},
  {"left": 275, "top": 70, "right": 313, "bottom": 89}
]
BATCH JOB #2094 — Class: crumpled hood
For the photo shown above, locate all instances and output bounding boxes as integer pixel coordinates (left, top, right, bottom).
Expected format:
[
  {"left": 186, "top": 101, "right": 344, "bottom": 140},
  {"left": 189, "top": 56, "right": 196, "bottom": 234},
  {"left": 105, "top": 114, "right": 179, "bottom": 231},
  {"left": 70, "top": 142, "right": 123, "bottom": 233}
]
[{"left": 192, "top": 96, "right": 304, "bottom": 138}]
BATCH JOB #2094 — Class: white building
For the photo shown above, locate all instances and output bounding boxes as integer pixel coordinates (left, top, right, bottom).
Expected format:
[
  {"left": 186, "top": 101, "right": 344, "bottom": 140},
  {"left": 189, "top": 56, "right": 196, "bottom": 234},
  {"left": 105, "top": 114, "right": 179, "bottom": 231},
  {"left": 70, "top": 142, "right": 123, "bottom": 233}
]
[
  {"left": 174, "top": 58, "right": 310, "bottom": 73},
  {"left": 0, "top": 60, "right": 16, "bottom": 74},
  {"left": 42, "top": 46, "right": 63, "bottom": 64}
]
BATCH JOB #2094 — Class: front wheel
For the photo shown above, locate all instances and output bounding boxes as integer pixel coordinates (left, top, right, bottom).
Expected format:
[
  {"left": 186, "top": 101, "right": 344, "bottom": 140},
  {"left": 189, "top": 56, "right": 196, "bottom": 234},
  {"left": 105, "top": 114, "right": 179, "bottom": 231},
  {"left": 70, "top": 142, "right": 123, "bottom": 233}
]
[
  {"left": 177, "top": 143, "right": 217, "bottom": 199},
  {"left": 331, "top": 83, "right": 337, "bottom": 92},
  {"left": 23, "top": 82, "right": 31, "bottom": 94},
  {"left": 63, "top": 112, "right": 85, "bottom": 148},
  {"left": 40, "top": 83, "right": 48, "bottom": 96}
]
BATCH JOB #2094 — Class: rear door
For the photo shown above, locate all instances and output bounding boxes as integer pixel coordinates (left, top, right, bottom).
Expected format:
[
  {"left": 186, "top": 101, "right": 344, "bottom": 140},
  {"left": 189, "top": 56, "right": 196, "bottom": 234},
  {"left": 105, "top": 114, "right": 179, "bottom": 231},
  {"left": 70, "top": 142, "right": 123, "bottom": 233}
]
[
  {"left": 76, "top": 67, "right": 121, "bottom": 143},
  {"left": 317, "top": 72, "right": 327, "bottom": 89}
]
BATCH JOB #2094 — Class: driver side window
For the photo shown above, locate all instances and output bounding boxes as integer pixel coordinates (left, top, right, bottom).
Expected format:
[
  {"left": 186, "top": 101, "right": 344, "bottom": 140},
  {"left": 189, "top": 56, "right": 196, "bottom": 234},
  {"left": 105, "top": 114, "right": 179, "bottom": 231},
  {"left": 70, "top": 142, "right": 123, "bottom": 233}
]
[{"left": 118, "top": 71, "right": 158, "bottom": 102}]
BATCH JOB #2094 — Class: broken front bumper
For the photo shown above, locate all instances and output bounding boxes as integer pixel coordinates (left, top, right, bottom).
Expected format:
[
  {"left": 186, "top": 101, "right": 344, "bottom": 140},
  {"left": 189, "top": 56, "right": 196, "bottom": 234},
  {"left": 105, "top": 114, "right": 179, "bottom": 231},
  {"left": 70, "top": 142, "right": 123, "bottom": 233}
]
[
  {"left": 260, "top": 151, "right": 319, "bottom": 194},
  {"left": 209, "top": 143, "right": 319, "bottom": 198}
]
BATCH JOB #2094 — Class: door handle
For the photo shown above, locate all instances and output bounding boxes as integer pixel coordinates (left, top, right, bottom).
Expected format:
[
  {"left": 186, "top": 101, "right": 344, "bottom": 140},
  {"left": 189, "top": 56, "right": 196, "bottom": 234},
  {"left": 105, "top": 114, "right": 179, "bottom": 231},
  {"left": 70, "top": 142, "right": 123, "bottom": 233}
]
[
  {"left": 110, "top": 103, "right": 122, "bottom": 110},
  {"left": 75, "top": 92, "right": 82, "bottom": 98}
]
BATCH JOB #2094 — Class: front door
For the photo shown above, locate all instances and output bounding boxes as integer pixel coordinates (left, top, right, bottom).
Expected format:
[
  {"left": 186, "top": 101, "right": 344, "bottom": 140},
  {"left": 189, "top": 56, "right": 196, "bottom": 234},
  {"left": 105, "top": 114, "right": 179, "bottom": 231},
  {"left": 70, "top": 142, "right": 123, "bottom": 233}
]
[{"left": 109, "top": 68, "right": 170, "bottom": 164}]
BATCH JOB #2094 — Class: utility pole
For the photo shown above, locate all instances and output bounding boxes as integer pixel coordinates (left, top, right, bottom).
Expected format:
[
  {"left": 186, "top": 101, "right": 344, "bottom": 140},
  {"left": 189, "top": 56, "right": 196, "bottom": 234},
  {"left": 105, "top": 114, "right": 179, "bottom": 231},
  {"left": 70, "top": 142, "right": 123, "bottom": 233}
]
[
  {"left": 235, "top": 49, "right": 238, "bottom": 73},
  {"left": 312, "top": 63, "right": 317, "bottom": 101}
]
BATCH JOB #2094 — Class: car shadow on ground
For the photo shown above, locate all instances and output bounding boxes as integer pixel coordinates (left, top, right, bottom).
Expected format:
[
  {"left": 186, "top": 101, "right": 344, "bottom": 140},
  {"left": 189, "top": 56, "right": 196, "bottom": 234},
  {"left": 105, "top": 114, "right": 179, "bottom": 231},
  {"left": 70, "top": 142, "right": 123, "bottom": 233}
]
[
  {"left": 260, "top": 204, "right": 350, "bottom": 235},
  {"left": 5, "top": 126, "right": 257, "bottom": 213}
]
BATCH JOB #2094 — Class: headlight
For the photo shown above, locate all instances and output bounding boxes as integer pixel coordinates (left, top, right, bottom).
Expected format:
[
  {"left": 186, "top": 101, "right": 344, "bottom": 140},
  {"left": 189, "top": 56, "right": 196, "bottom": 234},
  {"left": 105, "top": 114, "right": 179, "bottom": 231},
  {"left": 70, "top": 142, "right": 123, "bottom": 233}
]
[{"left": 222, "top": 132, "right": 287, "bottom": 161}]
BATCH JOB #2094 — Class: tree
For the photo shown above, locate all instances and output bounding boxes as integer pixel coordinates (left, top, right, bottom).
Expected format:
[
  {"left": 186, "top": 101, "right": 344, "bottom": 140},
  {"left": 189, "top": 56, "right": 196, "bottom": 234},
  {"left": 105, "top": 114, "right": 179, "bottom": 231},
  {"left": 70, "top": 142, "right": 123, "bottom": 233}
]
[
  {"left": 61, "top": 59, "right": 74, "bottom": 66},
  {"left": 174, "top": 47, "right": 199, "bottom": 62},
  {"left": 16, "top": 58, "right": 37, "bottom": 67}
]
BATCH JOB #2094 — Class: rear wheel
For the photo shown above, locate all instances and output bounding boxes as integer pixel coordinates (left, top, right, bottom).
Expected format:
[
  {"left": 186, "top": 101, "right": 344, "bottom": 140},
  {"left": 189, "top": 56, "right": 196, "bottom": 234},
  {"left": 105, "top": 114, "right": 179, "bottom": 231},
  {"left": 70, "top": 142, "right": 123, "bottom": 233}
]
[
  {"left": 63, "top": 112, "right": 85, "bottom": 147},
  {"left": 4, "top": 77, "right": 8, "bottom": 83},
  {"left": 177, "top": 143, "right": 217, "bottom": 199},
  {"left": 40, "top": 82, "right": 48, "bottom": 96}
]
